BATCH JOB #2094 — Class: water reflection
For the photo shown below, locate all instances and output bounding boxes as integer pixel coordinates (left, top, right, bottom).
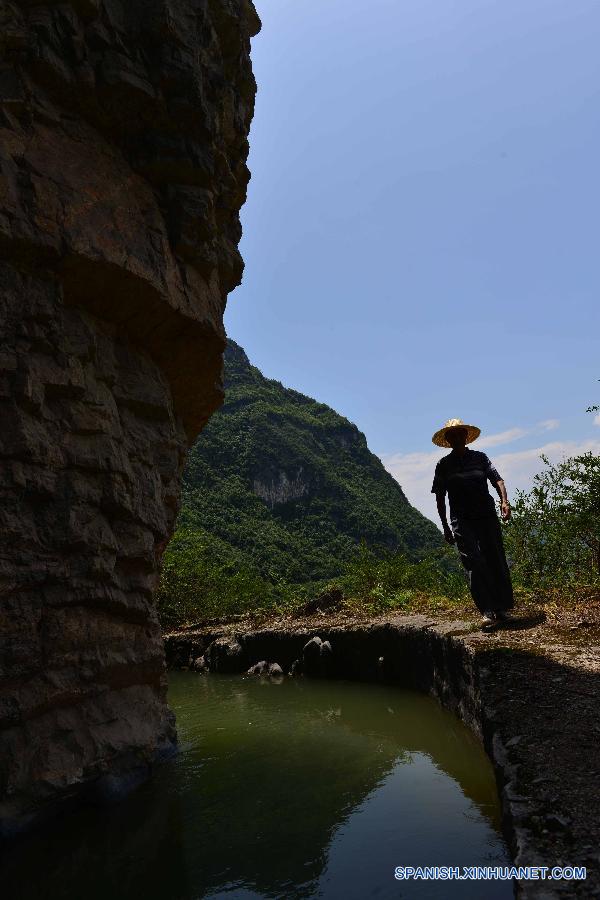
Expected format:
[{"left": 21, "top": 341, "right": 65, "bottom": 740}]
[{"left": 1, "top": 673, "right": 512, "bottom": 899}]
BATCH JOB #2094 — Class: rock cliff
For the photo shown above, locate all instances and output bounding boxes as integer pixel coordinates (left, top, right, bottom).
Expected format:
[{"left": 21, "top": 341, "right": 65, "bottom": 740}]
[{"left": 0, "top": 0, "right": 260, "bottom": 835}]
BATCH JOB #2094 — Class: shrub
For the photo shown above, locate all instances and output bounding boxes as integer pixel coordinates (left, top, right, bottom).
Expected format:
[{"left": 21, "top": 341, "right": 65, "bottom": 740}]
[{"left": 503, "top": 452, "right": 600, "bottom": 589}]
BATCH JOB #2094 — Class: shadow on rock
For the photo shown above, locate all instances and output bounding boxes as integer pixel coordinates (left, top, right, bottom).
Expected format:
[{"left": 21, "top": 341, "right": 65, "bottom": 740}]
[{"left": 496, "top": 613, "right": 546, "bottom": 631}]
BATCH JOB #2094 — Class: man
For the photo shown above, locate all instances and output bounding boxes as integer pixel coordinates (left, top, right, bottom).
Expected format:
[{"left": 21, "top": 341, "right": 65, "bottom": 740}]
[{"left": 431, "top": 418, "right": 514, "bottom": 629}]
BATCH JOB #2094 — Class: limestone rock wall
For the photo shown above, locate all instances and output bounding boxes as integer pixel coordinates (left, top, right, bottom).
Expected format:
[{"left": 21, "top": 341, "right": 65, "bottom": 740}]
[
  {"left": 0, "top": 0, "right": 260, "bottom": 835},
  {"left": 252, "top": 468, "right": 311, "bottom": 508}
]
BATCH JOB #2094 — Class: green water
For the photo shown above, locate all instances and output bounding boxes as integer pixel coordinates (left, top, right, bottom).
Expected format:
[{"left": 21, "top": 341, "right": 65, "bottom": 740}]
[{"left": 2, "top": 673, "right": 512, "bottom": 899}]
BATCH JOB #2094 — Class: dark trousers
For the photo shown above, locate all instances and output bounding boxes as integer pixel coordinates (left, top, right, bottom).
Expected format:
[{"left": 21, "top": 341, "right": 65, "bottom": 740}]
[{"left": 451, "top": 515, "right": 514, "bottom": 614}]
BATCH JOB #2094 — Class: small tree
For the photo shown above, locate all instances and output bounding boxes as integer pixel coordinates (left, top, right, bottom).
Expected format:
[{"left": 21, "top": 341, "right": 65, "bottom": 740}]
[{"left": 504, "top": 452, "right": 600, "bottom": 588}]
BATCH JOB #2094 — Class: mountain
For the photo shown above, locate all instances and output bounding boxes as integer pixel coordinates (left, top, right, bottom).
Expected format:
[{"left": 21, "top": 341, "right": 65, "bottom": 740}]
[{"left": 176, "top": 340, "right": 442, "bottom": 585}]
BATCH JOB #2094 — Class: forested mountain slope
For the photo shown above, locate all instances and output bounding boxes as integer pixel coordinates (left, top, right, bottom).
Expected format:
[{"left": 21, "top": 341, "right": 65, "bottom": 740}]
[{"left": 176, "top": 340, "right": 441, "bottom": 584}]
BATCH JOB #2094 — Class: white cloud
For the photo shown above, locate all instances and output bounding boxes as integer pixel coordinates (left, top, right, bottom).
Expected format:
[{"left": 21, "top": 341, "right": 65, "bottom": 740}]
[
  {"left": 476, "top": 419, "right": 560, "bottom": 449},
  {"left": 493, "top": 440, "right": 600, "bottom": 494},
  {"left": 382, "top": 448, "right": 450, "bottom": 526},
  {"left": 382, "top": 438, "right": 600, "bottom": 525},
  {"left": 594, "top": 413, "right": 600, "bottom": 427},
  {"left": 477, "top": 427, "right": 528, "bottom": 449}
]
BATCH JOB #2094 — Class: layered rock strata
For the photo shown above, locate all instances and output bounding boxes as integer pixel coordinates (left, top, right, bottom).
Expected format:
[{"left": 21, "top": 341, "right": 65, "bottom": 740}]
[{"left": 0, "top": 0, "right": 260, "bottom": 835}]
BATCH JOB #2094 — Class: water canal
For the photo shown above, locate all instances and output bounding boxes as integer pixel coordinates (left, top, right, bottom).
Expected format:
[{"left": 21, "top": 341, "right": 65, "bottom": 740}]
[{"left": 2, "top": 672, "right": 513, "bottom": 899}]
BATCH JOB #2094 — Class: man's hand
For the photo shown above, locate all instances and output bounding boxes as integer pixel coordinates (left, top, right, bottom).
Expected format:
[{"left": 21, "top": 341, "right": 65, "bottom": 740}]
[
  {"left": 435, "top": 492, "right": 455, "bottom": 544},
  {"left": 494, "top": 480, "right": 511, "bottom": 522}
]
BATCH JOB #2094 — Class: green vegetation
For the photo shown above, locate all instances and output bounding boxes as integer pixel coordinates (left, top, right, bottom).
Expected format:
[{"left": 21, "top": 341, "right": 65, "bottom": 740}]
[
  {"left": 503, "top": 451, "right": 600, "bottom": 593},
  {"left": 158, "top": 340, "right": 450, "bottom": 628},
  {"left": 157, "top": 527, "right": 272, "bottom": 630},
  {"left": 501, "top": 383, "right": 600, "bottom": 602},
  {"left": 156, "top": 531, "right": 467, "bottom": 631},
  {"left": 158, "top": 351, "right": 599, "bottom": 630},
  {"left": 501, "top": 388, "right": 600, "bottom": 604},
  {"left": 330, "top": 542, "right": 468, "bottom": 612}
]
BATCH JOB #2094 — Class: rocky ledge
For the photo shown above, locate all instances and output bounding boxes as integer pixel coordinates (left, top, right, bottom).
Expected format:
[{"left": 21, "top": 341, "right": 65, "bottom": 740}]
[{"left": 165, "top": 609, "right": 600, "bottom": 899}]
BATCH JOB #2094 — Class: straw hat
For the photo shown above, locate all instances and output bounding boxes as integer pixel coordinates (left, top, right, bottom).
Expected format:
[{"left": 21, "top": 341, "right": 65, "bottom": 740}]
[{"left": 432, "top": 417, "right": 481, "bottom": 448}]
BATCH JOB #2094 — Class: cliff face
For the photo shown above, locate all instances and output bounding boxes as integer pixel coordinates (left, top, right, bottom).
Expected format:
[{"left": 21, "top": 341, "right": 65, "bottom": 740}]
[{"left": 0, "top": 0, "right": 260, "bottom": 835}]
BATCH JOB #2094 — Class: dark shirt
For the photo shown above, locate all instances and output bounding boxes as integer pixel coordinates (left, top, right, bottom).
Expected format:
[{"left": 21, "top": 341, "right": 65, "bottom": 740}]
[{"left": 431, "top": 447, "right": 502, "bottom": 520}]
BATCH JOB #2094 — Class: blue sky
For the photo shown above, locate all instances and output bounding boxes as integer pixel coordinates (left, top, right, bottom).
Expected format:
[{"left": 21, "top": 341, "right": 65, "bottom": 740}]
[{"left": 225, "top": 0, "right": 600, "bottom": 522}]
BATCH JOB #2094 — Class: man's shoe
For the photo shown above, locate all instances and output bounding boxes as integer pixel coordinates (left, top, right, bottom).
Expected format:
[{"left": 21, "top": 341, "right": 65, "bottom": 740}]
[
  {"left": 481, "top": 611, "right": 496, "bottom": 628},
  {"left": 495, "top": 610, "right": 515, "bottom": 623}
]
